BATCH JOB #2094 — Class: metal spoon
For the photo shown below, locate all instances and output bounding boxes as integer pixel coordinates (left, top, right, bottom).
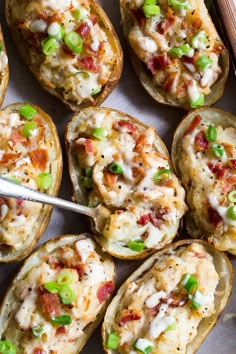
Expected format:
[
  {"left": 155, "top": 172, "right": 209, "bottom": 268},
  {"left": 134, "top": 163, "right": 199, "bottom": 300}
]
[{"left": 0, "top": 176, "right": 111, "bottom": 233}]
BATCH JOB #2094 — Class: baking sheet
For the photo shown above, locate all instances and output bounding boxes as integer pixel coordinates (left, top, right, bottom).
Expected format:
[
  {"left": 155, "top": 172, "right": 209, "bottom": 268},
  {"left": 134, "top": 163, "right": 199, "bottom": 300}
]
[{"left": 0, "top": 1, "right": 236, "bottom": 353}]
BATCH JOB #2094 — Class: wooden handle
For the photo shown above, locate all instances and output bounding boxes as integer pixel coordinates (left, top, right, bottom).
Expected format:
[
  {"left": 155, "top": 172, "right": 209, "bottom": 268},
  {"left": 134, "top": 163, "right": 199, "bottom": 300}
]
[{"left": 216, "top": 0, "right": 236, "bottom": 61}]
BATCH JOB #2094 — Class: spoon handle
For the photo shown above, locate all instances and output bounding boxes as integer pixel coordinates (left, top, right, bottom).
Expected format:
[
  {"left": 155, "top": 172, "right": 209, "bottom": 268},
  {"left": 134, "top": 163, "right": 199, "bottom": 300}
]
[{"left": 0, "top": 176, "right": 94, "bottom": 218}]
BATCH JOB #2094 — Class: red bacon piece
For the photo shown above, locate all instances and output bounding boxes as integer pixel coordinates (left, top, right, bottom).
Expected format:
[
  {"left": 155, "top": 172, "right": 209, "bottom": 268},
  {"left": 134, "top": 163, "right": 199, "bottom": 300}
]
[
  {"left": 39, "top": 292, "right": 61, "bottom": 317},
  {"left": 194, "top": 131, "right": 209, "bottom": 150},
  {"left": 131, "top": 8, "right": 145, "bottom": 27},
  {"left": 76, "top": 23, "right": 91, "bottom": 39},
  {"left": 114, "top": 120, "right": 136, "bottom": 135},
  {"left": 0, "top": 152, "right": 21, "bottom": 165},
  {"left": 118, "top": 309, "right": 141, "bottom": 327},
  {"left": 183, "top": 115, "right": 202, "bottom": 136},
  {"left": 56, "top": 326, "right": 66, "bottom": 336},
  {"left": 147, "top": 54, "right": 170, "bottom": 75},
  {"left": 33, "top": 348, "right": 46, "bottom": 354},
  {"left": 163, "top": 72, "right": 178, "bottom": 93},
  {"left": 63, "top": 45, "right": 76, "bottom": 58},
  {"left": 74, "top": 264, "right": 85, "bottom": 279},
  {"left": 182, "top": 55, "right": 194, "bottom": 64},
  {"left": 230, "top": 159, "right": 236, "bottom": 169},
  {"left": 208, "top": 207, "right": 222, "bottom": 228},
  {"left": 79, "top": 57, "right": 98, "bottom": 72},
  {"left": 223, "top": 176, "right": 236, "bottom": 194},
  {"left": 207, "top": 162, "right": 227, "bottom": 179},
  {"left": 157, "top": 15, "right": 175, "bottom": 34},
  {"left": 29, "top": 148, "right": 48, "bottom": 171},
  {"left": 149, "top": 208, "right": 168, "bottom": 228},
  {"left": 9, "top": 130, "right": 26, "bottom": 146},
  {"left": 97, "top": 281, "right": 114, "bottom": 303},
  {"left": 137, "top": 214, "right": 150, "bottom": 226}
]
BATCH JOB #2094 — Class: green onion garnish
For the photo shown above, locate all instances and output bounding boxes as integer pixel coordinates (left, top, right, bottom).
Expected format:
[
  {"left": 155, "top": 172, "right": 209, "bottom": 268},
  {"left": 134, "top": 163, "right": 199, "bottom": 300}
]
[
  {"left": 32, "top": 325, "right": 44, "bottom": 338},
  {"left": 154, "top": 168, "right": 171, "bottom": 182},
  {"left": 191, "top": 31, "right": 207, "bottom": 49},
  {"left": 169, "top": 44, "right": 191, "bottom": 58},
  {"left": 206, "top": 124, "right": 217, "bottom": 142},
  {"left": 168, "top": 0, "right": 190, "bottom": 10},
  {"left": 19, "top": 104, "right": 37, "bottom": 120},
  {"left": 196, "top": 55, "right": 213, "bottom": 70},
  {"left": 228, "top": 190, "right": 236, "bottom": 203},
  {"left": 227, "top": 205, "right": 236, "bottom": 220},
  {"left": 47, "top": 23, "right": 64, "bottom": 40},
  {"left": 106, "top": 333, "right": 120, "bottom": 349},
  {"left": 190, "top": 93, "right": 205, "bottom": 108},
  {"left": 189, "top": 290, "right": 204, "bottom": 310},
  {"left": 92, "top": 127, "right": 107, "bottom": 140},
  {"left": 165, "top": 320, "right": 176, "bottom": 331},
  {"left": 181, "top": 273, "right": 198, "bottom": 295},
  {"left": 0, "top": 341, "right": 16, "bottom": 354},
  {"left": 128, "top": 239, "right": 145, "bottom": 252},
  {"left": 76, "top": 71, "right": 90, "bottom": 78},
  {"left": 37, "top": 172, "right": 53, "bottom": 190},
  {"left": 0, "top": 42, "right": 3, "bottom": 53},
  {"left": 212, "top": 144, "right": 224, "bottom": 157},
  {"left": 91, "top": 87, "right": 102, "bottom": 96},
  {"left": 84, "top": 167, "right": 92, "bottom": 177},
  {"left": 5, "top": 176, "right": 22, "bottom": 184},
  {"left": 109, "top": 162, "right": 124, "bottom": 175},
  {"left": 52, "top": 315, "right": 72, "bottom": 326},
  {"left": 72, "top": 9, "right": 81, "bottom": 20},
  {"left": 133, "top": 338, "right": 153, "bottom": 354},
  {"left": 80, "top": 176, "right": 92, "bottom": 188},
  {"left": 21, "top": 121, "right": 38, "bottom": 137},
  {"left": 44, "top": 281, "right": 61, "bottom": 294},
  {"left": 60, "top": 285, "right": 75, "bottom": 305},
  {"left": 143, "top": 0, "right": 161, "bottom": 18},
  {"left": 64, "top": 31, "right": 83, "bottom": 54},
  {"left": 42, "top": 37, "right": 58, "bottom": 56},
  {"left": 57, "top": 272, "right": 73, "bottom": 286}
]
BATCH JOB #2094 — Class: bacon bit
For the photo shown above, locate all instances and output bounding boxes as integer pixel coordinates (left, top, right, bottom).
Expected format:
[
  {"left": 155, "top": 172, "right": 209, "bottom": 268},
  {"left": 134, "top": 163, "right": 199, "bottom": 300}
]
[
  {"left": 134, "top": 133, "right": 150, "bottom": 152},
  {"left": 157, "top": 14, "right": 175, "bottom": 34},
  {"left": 132, "top": 166, "right": 146, "bottom": 184},
  {"left": 73, "top": 264, "right": 85, "bottom": 279},
  {"left": 79, "top": 57, "right": 98, "bottom": 72},
  {"left": 149, "top": 303, "right": 161, "bottom": 316},
  {"left": 56, "top": 326, "right": 66, "bottom": 336},
  {"left": 0, "top": 198, "right": 7, "bottom": 207},
  {"left": 192, "top": 16, "right": 202, "bottom": 30},
  {"left": 51, "top": 262, "right": 63, "bottom": 270},
  {"left": 103, "top": 171, "right": 118, "bottom": 188},
  {"left": 34, "top": 116, "right": 44, "bottom": 126},
  {"left": 48, "top": 13, "right": 62, "bottom": 23},
  {"left": 182, "top": 55, "right": 194, "bottom": 64},
  {"left": 167, "top": 291, "right": 188, "bottom": 307},
  {"left": 114, "top": 120, "right": 136, "bottom": 135},
  {"left": 193, "top": 251, "right": 206, "bottom": 259},
  {"left": 230, "top": 159, "right": 236, "bottom": 169},
  {"left": 147, "top": 53, "right": 170, "bottom": 74},
  {"left": 194, "top": 131, "right": 209, "bottom": 151},
  {"left": 183, "top": 115, "right": 202, "bottom": 136},
  {"left": 222, "top": 142, "right": 234, "bottom": 157},
  {"left": 207, "top": 162, "right": 227, "bottom": 179},
  {"left": 149, "top": 208, "right": 168, "bottom": 228},
  {"left": 208, "top": 207, "right": 222, "bottom": 228},
  {"left": 163, "top": 71, "right": 178, "bottom": 93},
  {"left": 39, "top": 293, "right": 61, "bottom": 317},
  {"left": 76, "top": 23, "right": 91, "bottom": 39},
  {"left": 63, "top": 45, "right": 76, "bottom": 58},
  {"left": 37, "top": 12, "right": 47, "bottom": 20},
  {"left": 29, "top": 149, "right": 48, "bottom": 171},
  {"left": 137, "top": 214, "right": 150, "bottom": 226},
  {"left": 223, "top": 176, "right": 236, "bottom": 194},
  {"left": 33, "top": 348, "right": 46, "bottom": 354},
  {"left": 118, "top": 309, "right": 142, "bottom": 327},
  {"left": 85, "top": 139, "right": 94, "bottom": 153},
  {"left": 97, "top": 281, "right": 114, "bottom": 303},
  {"left": 9, "top": 130, "right": 26, "bottom": 146},
  {"left": 90, "top": 15, "right": 98, "bottom": 25},
  {"left": 0, "top": 152, "right": 21, "bottom": 165},
  {"left": 131, "top": 8, "right": 145, "bottom": 27}
]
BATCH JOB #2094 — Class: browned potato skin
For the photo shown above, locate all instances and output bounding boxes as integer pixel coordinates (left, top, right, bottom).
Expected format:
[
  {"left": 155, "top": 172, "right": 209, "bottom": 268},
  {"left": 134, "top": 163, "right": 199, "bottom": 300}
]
[
  {"left": 0, "top": 25, "right": 9, "bottom": 107},
  {"left": 0, "top": 234, "right": 116, "bottom": 352},
  {"left": 5, "top": 0, "right": 123, "bottom": 111},
  {"left": 102, "top": 239, "right": 233, "bottom": 354},
  {"left": 0, "top": 102, "right": 63, "bottom": 262},
  {"left": 120, "top": 2, "right": 229, "bottom": 110}
]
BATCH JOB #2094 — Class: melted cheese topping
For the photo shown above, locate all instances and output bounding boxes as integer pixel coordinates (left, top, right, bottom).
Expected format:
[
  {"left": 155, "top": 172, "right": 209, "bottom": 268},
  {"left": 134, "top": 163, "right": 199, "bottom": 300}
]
[
  {"left": 0, "top": 107, "right": 51, "bottom": 250},
  {"left": 9, "top": 0, "right": 117, "bottom": 106},
  {"left": 180, "top": 115, "right": 236, "bottom": 252},
  {"left": 121, "top": 0, "right": 223, "bottom": 106},
  {"left": 3, "top": 238, "right": 114, "bottom": 353},
  {"left": 73, "top": 110, "right": 186, "bottom": 253},
  {"left": 109, "top": 243, "right": 219, "bottom": 353}
]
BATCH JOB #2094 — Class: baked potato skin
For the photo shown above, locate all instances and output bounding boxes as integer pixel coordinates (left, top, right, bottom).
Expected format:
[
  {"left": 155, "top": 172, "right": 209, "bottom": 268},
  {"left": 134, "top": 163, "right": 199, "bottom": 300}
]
[
  {"left": 120, "top": 0, "right": 229, "bottom": 110},
  {"left": 102, "top": 239, "right": 233, "bottom": 354},
  {"left": 0, "top": 234, "right": 116, "bottom": 353},
  {"left": 0, "top": 102, "right": 62, "bottom": 262},
  {"left": 172, "top": 107, "right": 236, "bottom": 254},
  {"left": 0, "top": 25, "right": 9, "bottom": 107},
  {"left": 65, "top": 107, "right": 187, "bottom": 260},
  {"left": 5, "top": 0, "right": 123, "bottom": 111}
]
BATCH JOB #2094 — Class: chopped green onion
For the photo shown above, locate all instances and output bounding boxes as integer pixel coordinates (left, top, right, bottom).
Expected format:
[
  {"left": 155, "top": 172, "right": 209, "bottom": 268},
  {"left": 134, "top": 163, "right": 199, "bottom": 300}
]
[
  {"left": 191, "top": 31, "right": 207, "bottom": 49},
  {"left": 21, "top": 121, "right": 38, "bottom": 137},
  {"left": 47, "top": 23, "right": 64, "bottom": 40},
  {"left": 106, "top": 333, "right": 119, "bottom": 349},
  {"left": 190, "top": 93, "right": 205, "bottom": 108},
  {"left": 228, "top": 190, "right": 236, "bottom": 203},
  {"left": 133, "top": 338, "right": 153, "bottom": 354},
  {"left": 44, "top": 281, "right": 61, "bottom": 294},
  {"left": 19, "top": 104, "right": 37, "bottom": 120},
  {"left": 169, "top": 44, "right": 191, "bottom": 58},
  {"left": 0, "top": 341, "right": 16, "bottom": 354},
  {"left": 144, "top": 0, "right": 156, "bottom": 5},
  {"left": 32, "top": 325, "right": 44, "bottom": 338},
  {"left": 76, "top": 71, "right": 90, "bottom": 78},
  {"left": 57, "top": 272, "right": 73, "bottom": 286},
  {"left": 92, "top": 127, "right": 107, "bottom": 140},
  {"left": 37, "top": 172, "right": 52, "bottom": 190},
  {"left": 64, "top": 31, "right": 83, "bottom": 54},
  {"left": 109, "top": 162, "right": 124, "bottom": 175},
  {"left": 42, "top": 37, "right": 58, "bottom": 56},
  {"left": 5, "top": 176, "right": 22, "bottom": 184},
  {"left": 206, "top": 124, "right": 217, "bottom": 142},
  {"left": 190, "top": 301, "right": 201, "bottom": 310},
  {"left": 168, "top": 0, "right": 190, "bottom": 10},
  {"left": 165, "top": 320, "right": 176, "bottom": 331},
  {"left": 212, "top": 144, "right": 224, "bottom": 157},
  {"left": 60, "top": 285, "right": 75, "bottom": 304},
  {"left": 143, "top": 4, "right": 160, "bottom": 18},
  {"left": 52, "top": 315, "right": 72, "bottom": 326},
  {"left": 80, "top": 176, "right": 92, "bottom": 188},
  {"left": 189, "top": 290, "right": 204, "bottom": 310},
  {"left": 227, "top": 205, "right": 236, "bottom": 220},
  {"left": 91, "top": 87, "right": 102, "bottom": 96},
  {"left": 128, "top": 239, "right": 145, "bottom": 252},
  {"left": 197, "top": 55, "right": 213, "bottom": 70},
  {"left": 84, "top": 167, "right": 92, "bottom": 177},
  {"left": 0, "top": 42, "right": 3, "bottom": 53},
  {"left": 181, "top": 273, "right": 198, "bottom": 295},
  {"left": 72, "top": 9, "right": 81, "bottom": 20},
  {"left": 154, "top": 168, "right": 171, "bottom": 182}
]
